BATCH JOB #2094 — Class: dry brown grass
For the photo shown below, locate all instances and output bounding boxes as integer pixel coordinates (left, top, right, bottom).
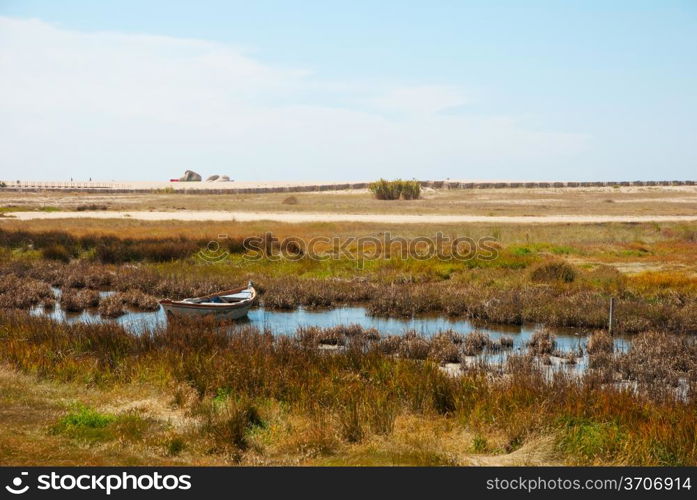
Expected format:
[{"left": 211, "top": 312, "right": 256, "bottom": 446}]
[{"left": 3, "top": 185, "right": 697, "bottom": 216}]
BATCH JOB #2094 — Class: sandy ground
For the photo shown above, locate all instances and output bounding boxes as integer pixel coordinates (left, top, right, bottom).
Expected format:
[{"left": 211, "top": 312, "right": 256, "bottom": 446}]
[
  {"left": 5, "top": 210, "right": 697, "bottom": 224},
  {"left": 6, "top": 180, "right": 363, "bottom": 191}
]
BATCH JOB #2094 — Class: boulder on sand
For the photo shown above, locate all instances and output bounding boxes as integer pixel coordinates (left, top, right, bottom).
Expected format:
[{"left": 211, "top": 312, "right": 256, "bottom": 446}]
[
  {"left": 180, "top": 170, "right": 202, "bottom": 182},
  {"left": 215, "top": 175, "right": 231, "bottom": 182},
  {"left": 205, "top": 175, "right": 220, "bottom": 182}
]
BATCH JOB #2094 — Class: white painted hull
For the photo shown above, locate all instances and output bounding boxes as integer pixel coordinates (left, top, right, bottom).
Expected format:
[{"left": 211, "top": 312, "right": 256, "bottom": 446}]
[
  {"left": 159, "top": 284, "right": 256, "bottom": 321},
  {"left": 161, "top": 301, "right": 252, "bottom": 320}
]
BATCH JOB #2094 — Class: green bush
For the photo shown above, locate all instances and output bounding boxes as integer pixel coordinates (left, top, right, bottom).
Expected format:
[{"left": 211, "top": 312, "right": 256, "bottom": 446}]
[{"left": 369, "top": 179, "right": 421, "bottom": 200}]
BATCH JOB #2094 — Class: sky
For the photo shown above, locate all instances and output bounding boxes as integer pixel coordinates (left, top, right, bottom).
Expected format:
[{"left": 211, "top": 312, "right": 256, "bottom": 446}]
[{"left": 0, "top": 1, "right": 695, "bottom": 182}]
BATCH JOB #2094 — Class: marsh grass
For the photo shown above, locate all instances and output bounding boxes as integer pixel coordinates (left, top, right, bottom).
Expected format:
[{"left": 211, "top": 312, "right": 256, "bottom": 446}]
[
  {"left": 3, "top": 255, "right": 697, "bottom": 333},
  {"left": 1, "top": 311, "right": 695, "bottom": 464}
]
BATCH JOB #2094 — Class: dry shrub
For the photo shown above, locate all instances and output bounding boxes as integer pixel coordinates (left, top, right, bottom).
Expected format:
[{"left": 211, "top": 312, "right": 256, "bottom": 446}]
[
  {"left": 76, "top": 204, "right": 107, "bottom": 211},
  {"left": 0, "top": 274, "right": 53, "bottom": 309},
  {"left": 378, "top": 335, "right": 403, "bottom": 355},
  {"left": 121, "top": 290, "right": 160, "bottom": 311},
  {"left": 41, "top": 244, "right": 72, "bottom": 263},
  {"left": 587, "top": 330, "right": 613, "bottom": 355},
  {"left": 462, "top": 331, "right": 491, "bottom": 356},
  {"left": 398, "top": 331, "right": 430, "bottom": 360},
  {"left": 282, "top": 196, "right": 298, "bottom": 205},
  {"left": 617, "top": 331, "right": 697, "bottom": 390},
  {"left": 60, "top": 289, "right": 100, "bottom": 312},
  {"left": 369, "top": 179, "right": 421, "bottom": 200},
  {"left": 98, "top": 294, "right": 126, "bottom": 318},
  {"left": 428, "top": 332, "right": 462, "bottom": 364},
  {"left": 530, "top": 260, "right": 577, "bottom": 283},
  {"left": 527, "top": 329, "right": 556, "bottom": 355}
]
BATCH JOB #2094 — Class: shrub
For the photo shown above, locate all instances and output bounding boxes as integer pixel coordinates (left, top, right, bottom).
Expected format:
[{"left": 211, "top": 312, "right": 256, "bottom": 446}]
[
  {"left": 369, "top": 179, "right": 421, "bottom": 200},
  {"left": 98, "top": 294, "right": 125, "bottom": 318},
  {"left": 587, "top": 330, "right": 613, "bottom": 355},
  {"left": 530, "top": 260, "right": 577, "bottom": 283},
  {"left": 400, "top": 180, "right": 421, "bottom": 200},
  {"left": 528, "top": 329, "right": 556, "bottom": 355},
  {"left": 428, "top": 332, "right": 462, "bottom": 363},
  {"left": 76, "top": 204, "right": 108, "bottom": 211},
  {"left": 61, "top": 289, "right": 100, "bottom": 312},
  {"left": 462, "top": 331, "right": 491, "bottom": 356},
  {"left": 41, "top": 244, "right": 72, "bottom": 263},
  {"left": 282, "top": 196, "right": 298, "bottom": 205}
]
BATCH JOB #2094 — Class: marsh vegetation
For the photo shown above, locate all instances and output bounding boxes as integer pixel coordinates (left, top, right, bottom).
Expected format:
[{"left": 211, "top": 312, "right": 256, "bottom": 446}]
[{"left": 1, "top": 217, "right": 697, "bottom": 465}]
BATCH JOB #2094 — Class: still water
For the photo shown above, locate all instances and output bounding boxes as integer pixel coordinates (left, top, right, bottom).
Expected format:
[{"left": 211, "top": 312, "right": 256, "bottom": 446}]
[{"left": 31, "top": 293, "right": 631, "bottom": 359}]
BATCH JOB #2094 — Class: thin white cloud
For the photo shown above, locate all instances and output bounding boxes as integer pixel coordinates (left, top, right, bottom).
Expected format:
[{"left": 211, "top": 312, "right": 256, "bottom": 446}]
[
  {"left": 0, "top": 17, "right": 588, "bottom": 181},
  {"left": 366, "top": 85, "right": 469, "bottom": 115}
]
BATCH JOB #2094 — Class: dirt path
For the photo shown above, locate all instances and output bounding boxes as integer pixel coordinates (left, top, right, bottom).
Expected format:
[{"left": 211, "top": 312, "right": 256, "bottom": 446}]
[{"left": 4, "top": 210, "right": 697, "bottom": 224}]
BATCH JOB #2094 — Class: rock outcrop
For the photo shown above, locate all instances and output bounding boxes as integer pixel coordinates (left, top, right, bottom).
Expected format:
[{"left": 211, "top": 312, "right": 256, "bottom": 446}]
[{"left": 180, "top": 170, "right": 202, "bottom": 182}]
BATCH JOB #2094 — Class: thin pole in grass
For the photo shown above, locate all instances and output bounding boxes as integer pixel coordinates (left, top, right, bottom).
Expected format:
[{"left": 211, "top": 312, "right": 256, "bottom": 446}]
[{"left": 608, "top": 297, "right": 615, "bottom": 336}]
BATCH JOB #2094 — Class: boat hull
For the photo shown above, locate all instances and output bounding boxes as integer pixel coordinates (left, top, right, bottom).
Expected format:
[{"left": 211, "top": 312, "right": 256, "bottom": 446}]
[
  {"left": 159, "top": 284, "right": 256, "bottom": 321},
  {"left": 161, "top": 301, "right": 252, "bottom": 320}
]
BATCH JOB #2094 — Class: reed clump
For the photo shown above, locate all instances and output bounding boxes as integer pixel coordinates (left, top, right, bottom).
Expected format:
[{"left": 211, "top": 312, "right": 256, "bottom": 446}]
[
  {"left": 527, "top": 329, "right": 556, "bottom": 355},
  {"left": 587, "top": 330, "right": 613, "bottom": 355},
  {"left": 428, "top": 331, "right": 464, "bottom": 363},
  {"left": 60, "top": 289, "right": 100, "bottom": 312},
  {"left": 120, "top": 290, "right": 160, "bottom": 311},
  {"left": 462, "top": 331, "right": 492, "bottom": 356},
  {"left": 98, "top": 294, "right": 126, "bottom": 318},
  {"left": 0, "top": 273, "right": 53, "bottom": 309}
]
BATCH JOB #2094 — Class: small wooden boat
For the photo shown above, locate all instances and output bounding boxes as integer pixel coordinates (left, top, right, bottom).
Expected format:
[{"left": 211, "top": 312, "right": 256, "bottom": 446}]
[{"left": 160, "top": 282, "right": 256, "bottom": 320}]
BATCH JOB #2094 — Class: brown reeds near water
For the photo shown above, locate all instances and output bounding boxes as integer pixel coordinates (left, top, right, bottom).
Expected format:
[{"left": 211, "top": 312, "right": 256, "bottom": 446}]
[
  {"left": 2, "top": 257, "right": 697, "bottom": 334},
  {"left": 0, "top": 311, "right": 695, "bottom": 464},
  {"left": 60, "top": 288, "right": 100, "bottom": 312}
]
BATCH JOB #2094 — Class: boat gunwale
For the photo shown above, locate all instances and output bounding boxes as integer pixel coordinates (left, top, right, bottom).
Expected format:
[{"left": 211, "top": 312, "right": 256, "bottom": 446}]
[{"left": 159, "top": 285, "right": 256, "bottom": 310}]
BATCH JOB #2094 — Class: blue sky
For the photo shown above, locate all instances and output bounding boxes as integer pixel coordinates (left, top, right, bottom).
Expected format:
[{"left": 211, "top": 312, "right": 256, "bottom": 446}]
[{"left": 0, "top": 1, "right": 695, "bottom": 181}]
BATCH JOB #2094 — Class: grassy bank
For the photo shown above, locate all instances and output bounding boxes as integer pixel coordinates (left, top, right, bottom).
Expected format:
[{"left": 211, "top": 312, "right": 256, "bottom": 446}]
[{"left": 0, "top": 312, "right": 695, "bottom": 466}]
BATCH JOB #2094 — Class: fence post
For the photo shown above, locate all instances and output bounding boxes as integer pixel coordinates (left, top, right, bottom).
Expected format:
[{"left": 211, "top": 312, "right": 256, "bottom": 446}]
[{"left": 608, "top": 297, "right": 615, "bottom": 335}]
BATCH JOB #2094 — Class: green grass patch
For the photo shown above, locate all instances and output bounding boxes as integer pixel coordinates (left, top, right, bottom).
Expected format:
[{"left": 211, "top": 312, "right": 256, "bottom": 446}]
[
  {"left": 51, "top": 404, "right": 152, "bottom": 443},
  {"left": 51, "top": 404, "right": 116, "bottom": 441},
  {"left": 557, "top": 417, "right": 626, "bottom": 463}
]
